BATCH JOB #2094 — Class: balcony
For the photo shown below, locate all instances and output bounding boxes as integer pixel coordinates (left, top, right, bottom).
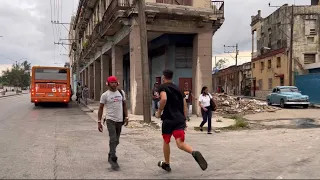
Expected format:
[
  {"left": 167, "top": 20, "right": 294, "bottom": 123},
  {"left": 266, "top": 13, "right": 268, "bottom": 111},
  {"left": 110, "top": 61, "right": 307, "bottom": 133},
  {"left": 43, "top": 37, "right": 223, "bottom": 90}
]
[
  {"left": 75, "top": 0, "right": 100, "bottom": 38},
  {"left": 80, "top": 0, "right": 131, "bottom": 61},
  {"left": 211, "top": 1, "right": 224, "bottom": 17}
]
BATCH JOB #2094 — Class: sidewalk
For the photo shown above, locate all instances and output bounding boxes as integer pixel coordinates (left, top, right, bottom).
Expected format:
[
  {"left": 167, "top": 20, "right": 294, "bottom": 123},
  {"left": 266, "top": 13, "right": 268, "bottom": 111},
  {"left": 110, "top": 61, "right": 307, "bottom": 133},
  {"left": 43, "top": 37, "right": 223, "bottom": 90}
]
[
  {"left": 79, "top": 98, "right": 235, "bottom": 131},
  {"left": 0, "top": 90, "right": 29, "bottom": 98}
]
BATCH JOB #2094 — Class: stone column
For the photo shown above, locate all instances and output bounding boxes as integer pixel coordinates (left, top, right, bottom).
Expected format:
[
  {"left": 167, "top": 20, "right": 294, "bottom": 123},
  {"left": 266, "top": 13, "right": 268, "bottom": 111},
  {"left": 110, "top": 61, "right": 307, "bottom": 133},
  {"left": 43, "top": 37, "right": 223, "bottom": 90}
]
[
  {"left": 192, "top": 31, "right": 213, "bottom": 116},
  {"left": 112, "top": 45, "right": 124, "bottom": 90},
  {"left": 129, "top": 25, "right": 143, "bottom": 115},
  {"left": 101, "top": 54, "right": 110, "bottom": 95},
  {"left": 94, "top": 60, "right": 101, "bottom": 101},
  {"left": 88, "top": 64, "right": 94, "bottom": 99}
]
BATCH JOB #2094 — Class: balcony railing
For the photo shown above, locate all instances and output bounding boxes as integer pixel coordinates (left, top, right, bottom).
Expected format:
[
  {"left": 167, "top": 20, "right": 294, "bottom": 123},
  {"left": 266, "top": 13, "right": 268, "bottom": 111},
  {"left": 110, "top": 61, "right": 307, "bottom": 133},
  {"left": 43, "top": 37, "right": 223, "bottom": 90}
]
[
  {"left": 81, "top": 0, "right": 131, "bottom": 60},
  {"left": 211, "top": 1, "right": 224, "bottom": 16}
]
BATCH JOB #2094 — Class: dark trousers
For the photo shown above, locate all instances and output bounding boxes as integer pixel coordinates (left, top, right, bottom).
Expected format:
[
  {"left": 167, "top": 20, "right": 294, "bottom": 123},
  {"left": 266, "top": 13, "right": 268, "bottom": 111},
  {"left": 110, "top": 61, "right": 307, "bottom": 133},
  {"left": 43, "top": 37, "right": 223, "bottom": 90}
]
[
  {"left": 106, "top": 119, "right": 123, "bottom": 158},
  {"left": 200, "top": 106, "right": 212, "bottom": 132}
]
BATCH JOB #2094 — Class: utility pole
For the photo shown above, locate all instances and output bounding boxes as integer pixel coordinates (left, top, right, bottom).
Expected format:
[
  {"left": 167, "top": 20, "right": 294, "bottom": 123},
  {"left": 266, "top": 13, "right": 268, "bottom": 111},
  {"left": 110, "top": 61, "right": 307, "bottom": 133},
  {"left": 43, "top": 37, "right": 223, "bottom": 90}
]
[
  {"left": 224, "top": 44, "right": 239, "bottom": 95},
  {"left": 288, "top": 5, "right": 294, "bottom": 86},
  {"left": 137, "top": 0, "right": 151, "bottom": 123},
  {"left": 224, "top": 44, "right": 239, "bottom": 66}
]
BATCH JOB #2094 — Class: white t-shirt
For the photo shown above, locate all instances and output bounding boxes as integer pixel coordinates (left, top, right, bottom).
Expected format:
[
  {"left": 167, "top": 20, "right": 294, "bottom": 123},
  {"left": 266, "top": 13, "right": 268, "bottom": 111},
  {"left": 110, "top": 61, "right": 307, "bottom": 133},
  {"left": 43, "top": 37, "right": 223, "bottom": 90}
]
[
  {"left": 199, "top": 94, "right": 212, "bottom": 108},
  {"left": 100, "top": 90, "right": 126, "bottom": 122}
]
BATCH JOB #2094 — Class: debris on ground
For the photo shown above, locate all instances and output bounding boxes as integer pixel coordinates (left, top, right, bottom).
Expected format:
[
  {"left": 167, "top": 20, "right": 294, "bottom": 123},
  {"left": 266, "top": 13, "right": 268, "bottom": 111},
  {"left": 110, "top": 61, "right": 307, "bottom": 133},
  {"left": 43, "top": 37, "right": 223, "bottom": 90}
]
[{"left": 212, "top": 93, "right": 280, "bottom": 114}]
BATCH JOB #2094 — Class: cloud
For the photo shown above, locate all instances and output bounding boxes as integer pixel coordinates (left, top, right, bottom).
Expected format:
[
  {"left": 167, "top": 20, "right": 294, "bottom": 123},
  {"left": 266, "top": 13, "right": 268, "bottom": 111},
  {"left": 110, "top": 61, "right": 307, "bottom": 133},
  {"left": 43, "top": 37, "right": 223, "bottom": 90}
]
[{"left": 0, "top": 0, "right": 78, "bottom": 67}]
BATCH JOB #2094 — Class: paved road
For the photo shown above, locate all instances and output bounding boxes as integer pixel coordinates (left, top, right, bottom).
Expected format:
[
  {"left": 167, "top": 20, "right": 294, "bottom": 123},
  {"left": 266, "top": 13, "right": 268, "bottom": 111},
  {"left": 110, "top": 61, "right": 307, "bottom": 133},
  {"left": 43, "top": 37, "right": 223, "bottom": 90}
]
[{"left": 1, "top": 94, "right": 320, "bottom": 179}]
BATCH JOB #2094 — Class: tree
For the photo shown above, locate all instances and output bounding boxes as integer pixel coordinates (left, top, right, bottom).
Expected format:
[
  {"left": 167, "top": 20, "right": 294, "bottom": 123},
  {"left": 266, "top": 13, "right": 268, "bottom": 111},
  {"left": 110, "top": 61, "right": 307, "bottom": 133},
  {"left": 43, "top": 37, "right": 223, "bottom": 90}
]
[
  {"left": 214, "top": 58, "right": 228, "bottom": 70},
  {"left": 0, "top": 60, "right": 31, "bottom": 88}
]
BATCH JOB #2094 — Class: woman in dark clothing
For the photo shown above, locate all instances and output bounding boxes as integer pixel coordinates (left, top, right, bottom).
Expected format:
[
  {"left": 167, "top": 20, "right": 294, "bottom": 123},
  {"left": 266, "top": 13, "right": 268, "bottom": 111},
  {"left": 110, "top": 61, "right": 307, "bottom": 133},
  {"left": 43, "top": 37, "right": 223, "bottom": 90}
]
[{"left": 198, "top": 86, "right": 213, "bottom": 134}]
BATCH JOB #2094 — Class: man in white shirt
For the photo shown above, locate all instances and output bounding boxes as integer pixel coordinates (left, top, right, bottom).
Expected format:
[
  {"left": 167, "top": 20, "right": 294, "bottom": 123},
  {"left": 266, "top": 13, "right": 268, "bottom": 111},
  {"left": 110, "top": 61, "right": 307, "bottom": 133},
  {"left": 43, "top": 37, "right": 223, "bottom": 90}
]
[{"left": 97, "top": 76, "right": 129, "bottom": 170}]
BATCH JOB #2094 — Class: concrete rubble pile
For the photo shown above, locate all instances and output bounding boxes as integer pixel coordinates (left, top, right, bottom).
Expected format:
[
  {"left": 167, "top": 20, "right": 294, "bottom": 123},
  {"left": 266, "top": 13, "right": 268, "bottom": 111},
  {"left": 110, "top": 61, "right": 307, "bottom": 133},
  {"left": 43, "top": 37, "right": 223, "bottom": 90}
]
[{"left": 212, "top": 93, "right": 280, "bottom": 114}]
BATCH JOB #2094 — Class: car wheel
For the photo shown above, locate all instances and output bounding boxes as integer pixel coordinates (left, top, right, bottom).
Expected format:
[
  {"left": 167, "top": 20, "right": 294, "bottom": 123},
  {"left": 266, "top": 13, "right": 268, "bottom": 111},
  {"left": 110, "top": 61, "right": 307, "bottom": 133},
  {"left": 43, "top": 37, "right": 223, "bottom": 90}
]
[
  {"left": 280, "top": 99, "right": 286, "bottom": 108},
  {"left": 267, "top": 99, "right": 272, "bottom": 105},
  {"left": 302, "top": 105, "right": 309, "bottom": 109}
]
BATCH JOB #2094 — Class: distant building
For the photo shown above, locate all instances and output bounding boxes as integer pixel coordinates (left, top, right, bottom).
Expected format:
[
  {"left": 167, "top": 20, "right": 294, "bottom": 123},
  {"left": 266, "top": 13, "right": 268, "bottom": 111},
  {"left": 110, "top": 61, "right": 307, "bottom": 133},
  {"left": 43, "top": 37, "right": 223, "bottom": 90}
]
[{"left": 251, "top": 1, "right": 320, "bottom": 98}]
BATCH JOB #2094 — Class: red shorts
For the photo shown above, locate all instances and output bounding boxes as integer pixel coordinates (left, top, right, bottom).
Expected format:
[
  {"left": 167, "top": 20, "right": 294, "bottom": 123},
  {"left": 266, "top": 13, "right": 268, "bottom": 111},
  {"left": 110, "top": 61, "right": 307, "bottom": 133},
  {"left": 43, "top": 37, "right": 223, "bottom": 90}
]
[
  {"left": 161, "top": 121, "right": 186, "bottom": 144},
  {"left": 162, "top": 130, "right": 185, "bottom": 144}
]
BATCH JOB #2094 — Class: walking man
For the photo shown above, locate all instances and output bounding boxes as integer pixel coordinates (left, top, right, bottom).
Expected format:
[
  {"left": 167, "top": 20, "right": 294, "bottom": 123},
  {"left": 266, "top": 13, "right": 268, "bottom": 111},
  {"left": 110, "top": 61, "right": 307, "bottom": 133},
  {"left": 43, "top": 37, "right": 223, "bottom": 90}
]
[
  {"left": 155, "top": 69, "right": 208, "bottom": 172},
  {"left": 97, "top": 76, "right": 129, "bottom": 170}
]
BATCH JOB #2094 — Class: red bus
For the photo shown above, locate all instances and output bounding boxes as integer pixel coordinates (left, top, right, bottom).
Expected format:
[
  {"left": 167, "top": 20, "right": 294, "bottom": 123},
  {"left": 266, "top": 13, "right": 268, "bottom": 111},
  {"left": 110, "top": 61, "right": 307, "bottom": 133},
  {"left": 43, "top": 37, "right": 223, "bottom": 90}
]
[{"left": 30, "top": 66, "right": 71, "bottom": 106}]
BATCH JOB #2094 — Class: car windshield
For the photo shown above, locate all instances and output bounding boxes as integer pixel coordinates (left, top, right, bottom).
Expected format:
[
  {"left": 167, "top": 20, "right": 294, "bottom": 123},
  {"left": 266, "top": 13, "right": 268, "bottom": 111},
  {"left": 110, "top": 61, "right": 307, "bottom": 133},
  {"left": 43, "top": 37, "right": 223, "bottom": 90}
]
[{"left": 280, "top": 88, "right": 299, "bottom": 93}]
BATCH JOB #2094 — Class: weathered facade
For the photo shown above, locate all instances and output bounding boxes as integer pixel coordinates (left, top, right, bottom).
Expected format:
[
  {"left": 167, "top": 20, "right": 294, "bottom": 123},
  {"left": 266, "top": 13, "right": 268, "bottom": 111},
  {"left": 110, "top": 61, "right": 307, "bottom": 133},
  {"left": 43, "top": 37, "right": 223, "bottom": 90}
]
[
  {"left": 238, "top": 62, "right": 252, "bottom": 96},
  {"left": 69, "top": 0, "right": 225, "bottom": 115},
  {"left": 251, "top": 2, "right": 320, "bottom": 99},
  {"left": 212, "top": 65, "right": 239, "bottom": 95}
]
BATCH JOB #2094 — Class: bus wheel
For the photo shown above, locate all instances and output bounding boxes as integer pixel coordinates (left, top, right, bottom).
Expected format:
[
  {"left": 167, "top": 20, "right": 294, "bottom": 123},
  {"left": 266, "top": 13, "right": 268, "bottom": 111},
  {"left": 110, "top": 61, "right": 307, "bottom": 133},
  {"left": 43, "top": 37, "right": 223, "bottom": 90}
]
[{"left": 34, "top": 103, "right": 39, "bottom": 107}]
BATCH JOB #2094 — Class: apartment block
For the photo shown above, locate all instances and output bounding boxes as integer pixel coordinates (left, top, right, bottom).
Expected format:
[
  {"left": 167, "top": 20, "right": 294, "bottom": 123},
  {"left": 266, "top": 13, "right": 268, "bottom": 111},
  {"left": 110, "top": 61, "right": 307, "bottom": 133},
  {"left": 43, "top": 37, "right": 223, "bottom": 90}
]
[
  {"left": 69, "top": 0, "right": 225, "bottom": 115},
  {"left": 251, "top": 1, "right": 320, "bottom": 99}
]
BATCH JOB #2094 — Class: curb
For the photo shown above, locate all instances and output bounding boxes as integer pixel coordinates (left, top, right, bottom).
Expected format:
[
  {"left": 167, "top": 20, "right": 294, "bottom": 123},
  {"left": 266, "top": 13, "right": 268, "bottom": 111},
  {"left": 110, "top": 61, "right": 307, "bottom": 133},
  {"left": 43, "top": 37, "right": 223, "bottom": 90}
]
[{"left": 0, "top": 92, "right": 29, "bottom": 98}]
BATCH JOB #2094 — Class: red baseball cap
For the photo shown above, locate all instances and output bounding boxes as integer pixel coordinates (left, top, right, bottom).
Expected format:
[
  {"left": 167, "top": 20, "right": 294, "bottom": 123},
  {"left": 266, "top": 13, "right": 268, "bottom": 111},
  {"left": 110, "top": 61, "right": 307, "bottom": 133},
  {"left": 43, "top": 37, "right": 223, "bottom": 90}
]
[{"left": 107, "top": 76, "right": 118, "bottom": 83}]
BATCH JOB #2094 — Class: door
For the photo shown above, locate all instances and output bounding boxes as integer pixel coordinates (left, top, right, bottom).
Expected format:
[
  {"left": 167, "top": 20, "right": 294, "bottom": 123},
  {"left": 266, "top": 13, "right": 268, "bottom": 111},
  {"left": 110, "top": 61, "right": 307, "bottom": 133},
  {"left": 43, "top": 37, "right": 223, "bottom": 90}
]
[
  {"left": 155, "top": 77, "right": 161, "bottom": 84},
  {"left": 280, "top": 77, "right": 284, "bottom": 86},
  {"left": 179, "top": 78, "right": 193, "bottom": 102},
  {"left": 253, "top": 79, "right": 256, "bottom": 97}
]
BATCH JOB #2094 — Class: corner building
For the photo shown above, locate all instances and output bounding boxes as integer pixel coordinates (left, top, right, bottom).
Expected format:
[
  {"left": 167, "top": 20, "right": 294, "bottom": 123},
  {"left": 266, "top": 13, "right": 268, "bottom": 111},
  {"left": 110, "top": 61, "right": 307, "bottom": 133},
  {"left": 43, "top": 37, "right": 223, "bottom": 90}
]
[{"left": 70, "top": 0, "right": 225, "bottom": 115}]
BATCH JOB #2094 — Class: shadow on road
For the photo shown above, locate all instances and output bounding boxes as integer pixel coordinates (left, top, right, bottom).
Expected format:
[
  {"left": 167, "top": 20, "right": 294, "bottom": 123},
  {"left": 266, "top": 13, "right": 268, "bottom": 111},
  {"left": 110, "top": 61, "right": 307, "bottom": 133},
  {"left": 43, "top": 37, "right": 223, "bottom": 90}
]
[{"left": 33, "top": 101, "right": 78, "bottom": 109}]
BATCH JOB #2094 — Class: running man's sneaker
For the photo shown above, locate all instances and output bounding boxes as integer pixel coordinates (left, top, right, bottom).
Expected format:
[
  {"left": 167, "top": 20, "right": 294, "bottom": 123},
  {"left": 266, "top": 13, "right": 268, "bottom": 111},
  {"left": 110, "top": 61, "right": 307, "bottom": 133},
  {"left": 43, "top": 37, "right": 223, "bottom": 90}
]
[
  {"left": 158, "top": 161, "right": 171, "bottom": 172},
  {"left": 192, "top": 151, "right": 208, "bottom": 171}
]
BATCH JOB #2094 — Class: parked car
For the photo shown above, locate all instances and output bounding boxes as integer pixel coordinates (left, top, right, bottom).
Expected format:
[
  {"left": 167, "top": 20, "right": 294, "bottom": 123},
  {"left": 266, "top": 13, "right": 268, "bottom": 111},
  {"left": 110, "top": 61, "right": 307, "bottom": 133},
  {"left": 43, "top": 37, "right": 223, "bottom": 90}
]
[{"left": 266, "top": 86, "right": 309, "bottom": 108}]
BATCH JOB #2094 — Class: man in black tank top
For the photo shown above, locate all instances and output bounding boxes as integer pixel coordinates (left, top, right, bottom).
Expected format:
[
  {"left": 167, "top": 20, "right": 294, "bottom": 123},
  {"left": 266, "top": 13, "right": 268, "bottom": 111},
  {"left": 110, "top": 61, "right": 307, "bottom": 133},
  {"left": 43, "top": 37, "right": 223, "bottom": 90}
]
[{"left": 155, "top": 69, "right": 208, "bottom": 172}]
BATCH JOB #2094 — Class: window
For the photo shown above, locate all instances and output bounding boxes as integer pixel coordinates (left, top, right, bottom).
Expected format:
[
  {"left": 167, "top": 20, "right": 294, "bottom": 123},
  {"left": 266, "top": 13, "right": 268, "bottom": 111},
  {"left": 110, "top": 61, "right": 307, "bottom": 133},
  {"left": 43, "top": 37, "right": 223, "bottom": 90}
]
[
  {"left": 307, "top": 37, "right": 315, "bottom": 43},
  {"left": 304, "top": 54, "right": 316, "bottom": 64},
  {"left": 34, "top": 68, "right": 68, "bottom": 81},
  {"left": 305, "top": 19, "right": 317, "bottom": 36},
  {"left": 258, "top": 79, "right": 263, "bottom": 90},
  {"left": 272, "top": 88, "right": 277, "bottom": 93},
  {"left": 268, "top": 59, "right": 271, "bottom": 69},
  {"left": 175, "top": 46, "right": 193, "bottom": 68},
  {"left": 156, "top": 0, "right": 192, "bottom": 6},
  {"left": 277, "top": 57, "right": 281, "bottom": 68},
  {"left": 253, "top": 63, "right": 255, "bottom": 69},
  {"left": 268, "top": 78, "right": 273, "bottom": 90},
  {"left": 260, "top": 61, "right": 264, "bottom": 70}
]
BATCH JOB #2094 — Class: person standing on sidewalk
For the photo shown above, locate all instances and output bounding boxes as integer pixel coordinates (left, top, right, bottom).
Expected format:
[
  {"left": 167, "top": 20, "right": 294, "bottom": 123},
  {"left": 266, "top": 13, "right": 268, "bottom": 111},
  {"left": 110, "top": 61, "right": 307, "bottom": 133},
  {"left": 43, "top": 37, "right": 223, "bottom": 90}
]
[
  {"left": 155, "top": 69, "right": 208, "bottom": 172},
  {"left": 183, "top": 82, "right": 196, "bottom": 121},
  {"left": 97, "top": 76, "right": 129, "bottom": 170},
  {"left": 82, "top": 85, "right": 89, "bottom": 105},
  {"left": 152, "top": 82, "right": 160, "bottom": 116},
  {"left": 76, "top": 82, "right": 82, "bottom": 104},
  {"left": 198, "top": 86, "right": 213, "bottom": 134}
]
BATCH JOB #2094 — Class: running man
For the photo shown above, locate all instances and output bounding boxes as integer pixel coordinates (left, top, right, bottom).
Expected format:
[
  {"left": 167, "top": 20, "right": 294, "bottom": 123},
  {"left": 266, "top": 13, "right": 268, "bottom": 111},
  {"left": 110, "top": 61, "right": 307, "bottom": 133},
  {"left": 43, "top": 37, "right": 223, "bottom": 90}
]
[
  {"left": 155, "top": 69, "right": 208, "bottom": 172},
  {"left": 97, "top": 76, "right": 129, "bottom": 170}
]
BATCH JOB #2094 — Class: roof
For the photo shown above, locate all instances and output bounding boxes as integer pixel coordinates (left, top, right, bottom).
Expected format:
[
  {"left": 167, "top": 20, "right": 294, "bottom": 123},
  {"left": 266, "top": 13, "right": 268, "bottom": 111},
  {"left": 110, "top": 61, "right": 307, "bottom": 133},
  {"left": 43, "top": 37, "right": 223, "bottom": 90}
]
[{"left": 276, "top": 86, "right": 298, "bottom": 89}]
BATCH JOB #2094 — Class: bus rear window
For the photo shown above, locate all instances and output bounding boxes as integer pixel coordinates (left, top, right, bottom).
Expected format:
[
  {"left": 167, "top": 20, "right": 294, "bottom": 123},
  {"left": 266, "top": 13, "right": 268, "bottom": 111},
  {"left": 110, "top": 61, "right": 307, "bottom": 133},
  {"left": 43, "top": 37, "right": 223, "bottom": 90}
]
[{"left": 34, "top": 68, "right": 67, "bottom": 81}]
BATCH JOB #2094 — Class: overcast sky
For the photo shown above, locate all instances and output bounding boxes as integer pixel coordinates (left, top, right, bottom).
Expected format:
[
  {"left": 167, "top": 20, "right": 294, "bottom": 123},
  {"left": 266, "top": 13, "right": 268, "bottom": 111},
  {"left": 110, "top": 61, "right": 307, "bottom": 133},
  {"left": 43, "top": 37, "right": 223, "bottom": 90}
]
[{"left": 0, "top": 0, "right": 312, "bottom": 73}]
